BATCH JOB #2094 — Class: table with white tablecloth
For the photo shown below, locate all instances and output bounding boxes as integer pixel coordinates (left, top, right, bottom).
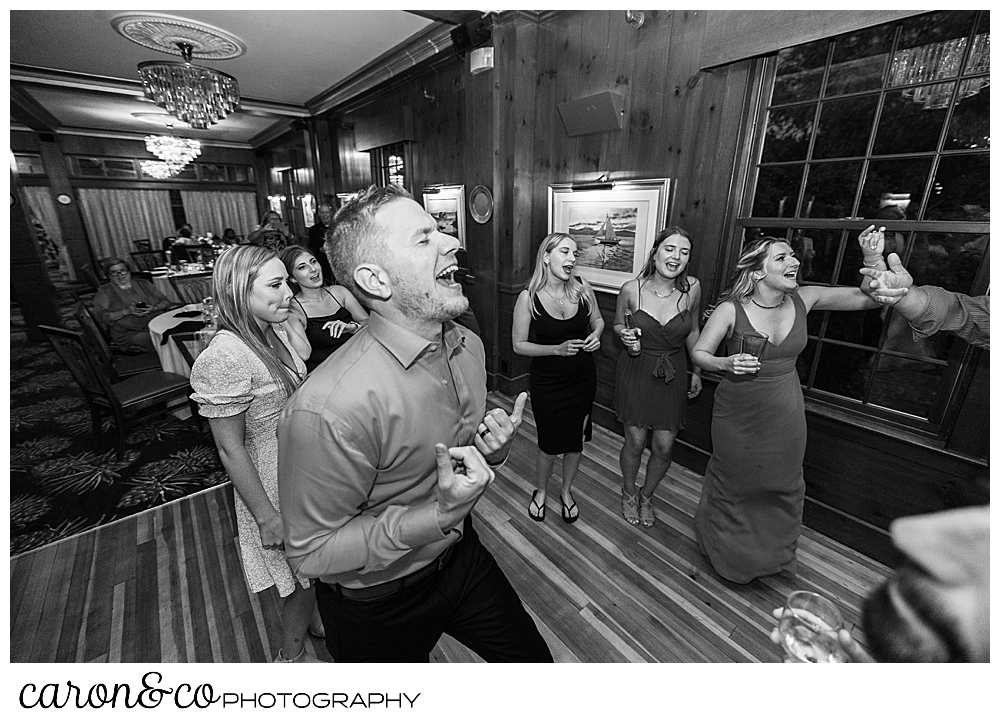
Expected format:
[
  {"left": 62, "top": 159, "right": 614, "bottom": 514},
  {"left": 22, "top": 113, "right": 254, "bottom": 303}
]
[
  {"left": 148, "top": 304, "right": 208, "bottom": 377},
  {"left": 150, "top": 267, "right": 213, "bottom": 304}
]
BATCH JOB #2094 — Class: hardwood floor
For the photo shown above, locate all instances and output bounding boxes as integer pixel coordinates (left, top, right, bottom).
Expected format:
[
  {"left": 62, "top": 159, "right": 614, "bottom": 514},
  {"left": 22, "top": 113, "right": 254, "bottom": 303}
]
[{"left": 9, "top": 392, "right": 890, "bottom": 663}]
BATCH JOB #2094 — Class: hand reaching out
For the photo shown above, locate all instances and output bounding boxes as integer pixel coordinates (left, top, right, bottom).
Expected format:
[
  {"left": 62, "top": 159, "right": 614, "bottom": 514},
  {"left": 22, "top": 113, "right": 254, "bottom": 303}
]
[
  {"left": 858, "top": 224, "right": 886, "bottom": 256},
  {"left": 859, "top": 253, "right": 914, "bottom": 305}
]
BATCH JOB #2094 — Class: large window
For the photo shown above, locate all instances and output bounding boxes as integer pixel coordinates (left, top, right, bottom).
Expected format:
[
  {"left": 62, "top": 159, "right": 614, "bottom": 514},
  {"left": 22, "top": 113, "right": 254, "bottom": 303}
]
[{"left": 740, "top": 10, "right": 989, "bottom": 437}]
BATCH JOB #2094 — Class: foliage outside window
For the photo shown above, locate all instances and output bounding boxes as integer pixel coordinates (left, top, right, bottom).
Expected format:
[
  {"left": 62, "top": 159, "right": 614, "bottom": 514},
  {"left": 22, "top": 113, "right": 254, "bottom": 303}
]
[{"left": 740, "top": 10, "right": 989, "bottom": 438}]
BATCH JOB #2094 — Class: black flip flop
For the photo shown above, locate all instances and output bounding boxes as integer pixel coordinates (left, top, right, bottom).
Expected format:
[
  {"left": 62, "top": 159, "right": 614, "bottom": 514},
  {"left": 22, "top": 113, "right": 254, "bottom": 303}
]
[
  {"left": 561, "top": 497, "right": 579, "bottom": 524},
  {"left": 528, "top": 490, "right": 545, "bottom": 522}
]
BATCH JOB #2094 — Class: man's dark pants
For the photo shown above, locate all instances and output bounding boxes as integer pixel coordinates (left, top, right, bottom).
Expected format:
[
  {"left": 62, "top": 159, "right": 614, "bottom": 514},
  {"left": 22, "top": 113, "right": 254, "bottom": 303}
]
[{"left": 315, "top": 517, "right": 553, "bottom": 662}]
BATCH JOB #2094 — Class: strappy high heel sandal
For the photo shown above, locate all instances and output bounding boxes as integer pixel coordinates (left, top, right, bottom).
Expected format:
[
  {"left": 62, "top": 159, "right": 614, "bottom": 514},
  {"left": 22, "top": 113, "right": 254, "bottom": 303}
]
[
  {"left": 621, "top": 489, "right": 640, "bottom": 526},
  {"left": 638, "top": 493, "right": 655, "bottom": 528}
]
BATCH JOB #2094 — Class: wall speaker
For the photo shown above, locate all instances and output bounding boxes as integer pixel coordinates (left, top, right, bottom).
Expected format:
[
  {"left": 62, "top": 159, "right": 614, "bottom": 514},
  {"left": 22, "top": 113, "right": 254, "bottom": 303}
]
[{"left": 556, "top": 91, "right": 625, "bottom": 137}]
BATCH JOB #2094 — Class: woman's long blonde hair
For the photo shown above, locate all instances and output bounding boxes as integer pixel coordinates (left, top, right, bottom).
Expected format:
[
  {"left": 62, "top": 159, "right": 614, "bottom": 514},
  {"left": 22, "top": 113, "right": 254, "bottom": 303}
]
[
  {"left": 525, "top": 233, "right": 590, "bottom": 319},
  {"left": 212, "top": 245, "right": 301, "bottom": 397},
  {"left": 708, "top": 236, "right": 785, "bottom": 317}
]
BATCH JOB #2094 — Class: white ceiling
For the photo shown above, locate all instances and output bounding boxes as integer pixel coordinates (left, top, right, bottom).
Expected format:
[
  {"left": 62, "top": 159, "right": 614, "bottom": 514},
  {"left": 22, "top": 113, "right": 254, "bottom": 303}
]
[{"left": 10, "top": 10, "right": 439, "bottom": 146}]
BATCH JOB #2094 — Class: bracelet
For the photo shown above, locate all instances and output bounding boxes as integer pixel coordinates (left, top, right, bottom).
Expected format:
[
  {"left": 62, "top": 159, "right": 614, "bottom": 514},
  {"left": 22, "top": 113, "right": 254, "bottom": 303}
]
[{"left": 863, "top": 259, "right": 883, "bottom": 268}]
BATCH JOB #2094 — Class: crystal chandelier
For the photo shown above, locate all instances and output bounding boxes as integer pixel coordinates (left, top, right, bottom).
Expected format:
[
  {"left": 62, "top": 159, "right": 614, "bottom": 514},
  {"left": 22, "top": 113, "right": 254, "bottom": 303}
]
[
  {"left": 138, "top": 42, "right": 240, "bottom": 130},
  {"left": 140, "top": 160, "right": 185, "bottom": 179},
  {"left": 145, "top": 135, "right": 202, "bottom": 165}
]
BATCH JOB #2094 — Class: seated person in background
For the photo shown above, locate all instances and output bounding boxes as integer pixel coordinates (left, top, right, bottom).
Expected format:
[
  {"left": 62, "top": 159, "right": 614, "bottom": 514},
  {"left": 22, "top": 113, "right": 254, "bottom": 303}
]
[
  {"left": 92, "top": 257, "right": 174, "bottom": 352},
  {"left": 221, "top": 228, "right": 240, "bottom": 245},
  {"left": 247, "top": 211, "right": 292, "bottom": 253}
]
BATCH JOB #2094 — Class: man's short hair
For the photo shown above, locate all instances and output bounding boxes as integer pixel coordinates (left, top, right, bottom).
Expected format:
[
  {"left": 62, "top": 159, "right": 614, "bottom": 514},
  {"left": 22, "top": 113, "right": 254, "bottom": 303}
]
[{"left": 326, "top": 184, "right": 412, "bottom": 302}]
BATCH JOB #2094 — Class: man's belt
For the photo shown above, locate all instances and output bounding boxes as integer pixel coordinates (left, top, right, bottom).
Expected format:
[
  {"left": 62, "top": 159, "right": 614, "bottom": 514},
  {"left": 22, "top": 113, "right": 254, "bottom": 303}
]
[{"left": 335, "top": 544, "right": 455, "bottom": 602}]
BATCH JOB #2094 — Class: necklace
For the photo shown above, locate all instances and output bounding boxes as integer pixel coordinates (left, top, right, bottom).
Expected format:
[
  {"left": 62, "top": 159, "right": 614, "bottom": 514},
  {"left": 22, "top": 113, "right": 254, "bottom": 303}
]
[
  {"left": 751, "top": 295, "right": 785, "bottom": 309},
  {"left": 647, "top": 284, "right": 675, "bottom": 300},
  {"left": 542, "top": 287, "right": 566, "bottom": 306}
]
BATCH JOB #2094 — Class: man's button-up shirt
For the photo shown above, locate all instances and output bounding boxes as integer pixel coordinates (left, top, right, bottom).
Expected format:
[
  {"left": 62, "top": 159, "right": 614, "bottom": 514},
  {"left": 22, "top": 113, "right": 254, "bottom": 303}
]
[{"left": 277, "top": 311, "right": 487, "bottom": 588}]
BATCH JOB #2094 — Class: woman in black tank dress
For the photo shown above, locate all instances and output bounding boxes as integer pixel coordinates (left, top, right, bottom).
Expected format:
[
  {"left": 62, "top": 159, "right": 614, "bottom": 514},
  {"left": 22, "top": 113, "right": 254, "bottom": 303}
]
[
  {"left": 281, "top": 246, "right": 369, "bottom": 373},
  {"left": 512, "top": 233, "right": 604, "bottom": 525}
]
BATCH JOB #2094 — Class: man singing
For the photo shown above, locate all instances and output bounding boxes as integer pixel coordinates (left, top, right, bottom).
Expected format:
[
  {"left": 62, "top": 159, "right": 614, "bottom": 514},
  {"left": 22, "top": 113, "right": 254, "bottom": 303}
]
[{"left": 277, "top": 184, "right": 551, "bottom": 663}]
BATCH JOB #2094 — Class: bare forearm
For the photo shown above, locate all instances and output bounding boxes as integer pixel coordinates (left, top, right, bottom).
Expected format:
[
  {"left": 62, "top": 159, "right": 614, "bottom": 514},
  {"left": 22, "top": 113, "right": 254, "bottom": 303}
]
[
  {"left": 217, "top": 445, "right": 278, "bottom": 524},
  {"left": 691, "top": 349, "right": 727, "bottom": 373},
  {"left": 512, "top": 341, "right": 560, "bottom": 357}
]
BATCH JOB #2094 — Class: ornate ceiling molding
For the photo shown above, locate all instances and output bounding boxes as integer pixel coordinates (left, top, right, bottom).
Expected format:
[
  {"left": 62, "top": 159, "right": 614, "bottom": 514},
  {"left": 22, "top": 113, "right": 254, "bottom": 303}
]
[{"left": 110, "top": 12, "right": 246, "bottom": 60}]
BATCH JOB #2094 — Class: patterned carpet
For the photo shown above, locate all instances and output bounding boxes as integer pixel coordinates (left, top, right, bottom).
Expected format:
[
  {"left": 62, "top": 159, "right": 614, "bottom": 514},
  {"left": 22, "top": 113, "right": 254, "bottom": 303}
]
[{"left": 9, "top": 282, "right": 227, "bottom": 557}]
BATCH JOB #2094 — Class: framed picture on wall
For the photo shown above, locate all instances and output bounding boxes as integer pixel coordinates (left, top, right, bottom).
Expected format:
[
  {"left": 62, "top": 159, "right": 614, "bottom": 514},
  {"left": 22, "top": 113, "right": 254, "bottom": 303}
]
[
  {"left": 422, "top": 185, "right": 467, "bottom": 249},
  {"left": 548, "top": 178, "right": 673, "bottom": 293}
]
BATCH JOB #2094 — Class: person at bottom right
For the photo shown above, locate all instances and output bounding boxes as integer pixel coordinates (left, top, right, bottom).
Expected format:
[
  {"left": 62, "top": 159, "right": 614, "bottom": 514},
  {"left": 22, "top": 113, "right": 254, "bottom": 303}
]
[{"left": 690, "top": 235, "right": 879, "bottom": 584}]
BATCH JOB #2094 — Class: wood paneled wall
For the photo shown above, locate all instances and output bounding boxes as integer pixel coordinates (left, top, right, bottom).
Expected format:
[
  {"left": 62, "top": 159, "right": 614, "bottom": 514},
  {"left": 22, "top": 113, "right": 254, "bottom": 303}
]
[{"left": 305, "top": 10, "right": 988, "bottom": 565}]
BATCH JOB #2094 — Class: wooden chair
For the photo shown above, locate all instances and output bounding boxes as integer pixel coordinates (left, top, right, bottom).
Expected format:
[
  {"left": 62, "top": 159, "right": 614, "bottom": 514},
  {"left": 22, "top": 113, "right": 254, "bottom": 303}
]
[
  {"left": 73, "top": 301, "right": 161, "bottom": 380},
  {"left": 130, "top": 249, "right": 168, "bottom": 271},
  {"left": 170, "top": 273, "right": 213, "bottom": 305},
  {"left": 171, "top": 331, "right": 208, "bottom": 370},
  {"left": 39, "top": 325, "right": 198, "bottom": 461},
  {"left": 133, "top": 239, "right": 153, "bottom": 251}
]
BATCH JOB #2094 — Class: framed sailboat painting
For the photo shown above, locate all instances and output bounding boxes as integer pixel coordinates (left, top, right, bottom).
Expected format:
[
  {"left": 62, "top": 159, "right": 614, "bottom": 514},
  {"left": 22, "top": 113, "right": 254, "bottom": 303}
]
[{"left": 548, "top": 178, "right": 673, "bottom": 293}]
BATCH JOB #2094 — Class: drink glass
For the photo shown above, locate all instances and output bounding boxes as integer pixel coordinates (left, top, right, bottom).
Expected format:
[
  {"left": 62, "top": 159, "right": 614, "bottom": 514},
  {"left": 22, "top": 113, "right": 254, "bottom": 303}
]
[
  {"left": 740, "top": 331, "right": 768, "bottom": 364},
  {"left": 778, "top": 590, "right": 849, "bottom": 663},
  {"left": 201, "top": 297, "right": 215, "bottom": 326}
]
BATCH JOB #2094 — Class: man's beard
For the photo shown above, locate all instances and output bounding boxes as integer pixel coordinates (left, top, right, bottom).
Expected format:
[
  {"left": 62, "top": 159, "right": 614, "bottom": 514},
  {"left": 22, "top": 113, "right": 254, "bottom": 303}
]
[
  {"left": 389, "top": 273, "right": 468, "bottom": 324},
  {"left": 861, "top": 563, "right": 970, "bottom": 662}
]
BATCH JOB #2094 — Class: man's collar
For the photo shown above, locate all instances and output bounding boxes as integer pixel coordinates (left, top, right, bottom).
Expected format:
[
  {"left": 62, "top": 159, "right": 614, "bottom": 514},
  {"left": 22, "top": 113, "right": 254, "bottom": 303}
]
[{"left": 368, "top": 311, "right": 467, "bottom": 369}]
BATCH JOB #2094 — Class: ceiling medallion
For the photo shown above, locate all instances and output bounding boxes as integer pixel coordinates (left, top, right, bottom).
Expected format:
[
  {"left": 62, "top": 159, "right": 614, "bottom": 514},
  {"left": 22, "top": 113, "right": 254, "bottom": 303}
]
[{"left": 111, "top": 13, "right": 246, "bottom": 60}]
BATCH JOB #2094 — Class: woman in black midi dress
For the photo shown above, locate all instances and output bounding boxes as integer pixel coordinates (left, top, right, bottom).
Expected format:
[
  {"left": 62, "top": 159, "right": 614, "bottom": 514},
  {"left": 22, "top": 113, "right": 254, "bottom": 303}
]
[{"left": 512, "top": 233, "right": 604, "bottom": 524}]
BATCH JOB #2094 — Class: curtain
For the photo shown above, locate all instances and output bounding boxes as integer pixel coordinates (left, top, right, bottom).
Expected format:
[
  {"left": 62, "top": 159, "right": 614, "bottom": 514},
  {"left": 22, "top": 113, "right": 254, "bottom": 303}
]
[
  {"left": 180, "top": 191, "right": 259, "bottom": 239},
  {"left": 22, "top": 186, "right": 76, "bottom": 281},
  {"left": 77, "top": 188, "right": 174, "bottom": 262}
]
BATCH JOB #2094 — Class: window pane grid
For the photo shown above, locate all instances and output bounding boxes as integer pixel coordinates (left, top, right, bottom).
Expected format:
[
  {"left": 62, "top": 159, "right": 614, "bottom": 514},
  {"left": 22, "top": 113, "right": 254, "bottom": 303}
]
[{"left": 741, "top": 11, "right": 988, "bottom": 436}]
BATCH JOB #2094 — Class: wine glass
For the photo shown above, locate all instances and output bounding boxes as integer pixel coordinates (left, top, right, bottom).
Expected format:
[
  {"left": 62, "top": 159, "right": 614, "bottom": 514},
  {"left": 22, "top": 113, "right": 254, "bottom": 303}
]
[{"left": 778, "top": 590, "right": 849, "bottom": 663}]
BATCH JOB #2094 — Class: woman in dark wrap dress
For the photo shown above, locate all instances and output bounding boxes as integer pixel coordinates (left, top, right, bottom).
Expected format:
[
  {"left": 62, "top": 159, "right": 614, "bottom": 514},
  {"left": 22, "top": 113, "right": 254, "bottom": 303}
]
[
  {"left": 512, "top": 233, "right": 604, "bottom": 524},
  {"left": 692, "top": 236, "right": 879, "bottom": 583},
  {"left": 613, "top": 228, "right": 702, "bottom": 528}
]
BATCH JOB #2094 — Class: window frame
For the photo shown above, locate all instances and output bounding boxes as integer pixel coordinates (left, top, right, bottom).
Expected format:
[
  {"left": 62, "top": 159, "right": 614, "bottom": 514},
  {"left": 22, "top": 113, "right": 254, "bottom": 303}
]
[{"left": 729, "top": 11, "right": 989, "bottom": 444}]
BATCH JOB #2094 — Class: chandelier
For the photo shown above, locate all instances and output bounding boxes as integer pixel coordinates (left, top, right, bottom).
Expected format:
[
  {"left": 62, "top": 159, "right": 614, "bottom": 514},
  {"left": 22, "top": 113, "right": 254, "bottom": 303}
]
[
  {"left": 138, "top": 41, "right": 240, "bottom": 130},
  {"left": 145, "top": 135, "right": 202, "bottom": 165},
  {"left": 140, "top": 160, "right": 185, "bottom": 179}
]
